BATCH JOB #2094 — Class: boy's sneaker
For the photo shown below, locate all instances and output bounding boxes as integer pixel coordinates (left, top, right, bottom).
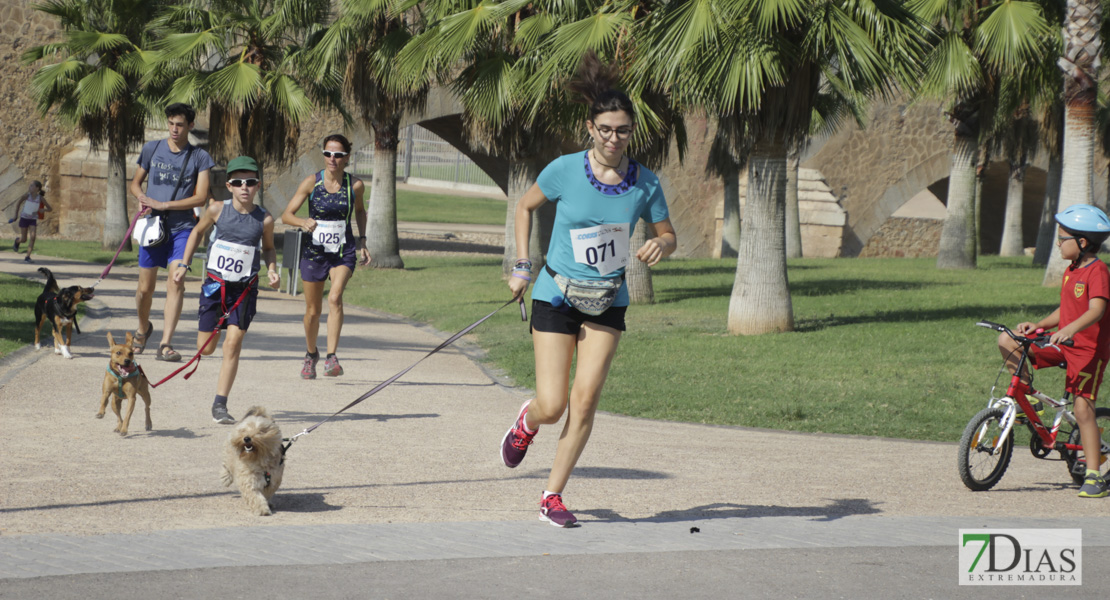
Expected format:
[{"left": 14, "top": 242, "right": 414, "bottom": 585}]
[
  {"left": 1078, "top": 472, "right": 1109, "bottom": 498},
  {"left": 539, "top": 493, "right": 578, "bottom": 528},
  {"left": 323, "top": 354, "right": 343, "bottom": 377},
  {"left": 500, "top": 400, "right": 536, "bottom": 468},
  {"left": 212, "top": 404, "right": 235, "bottom": 425},
  {"left": 301, "top": 352, "right": 318, "bottom": 379}
]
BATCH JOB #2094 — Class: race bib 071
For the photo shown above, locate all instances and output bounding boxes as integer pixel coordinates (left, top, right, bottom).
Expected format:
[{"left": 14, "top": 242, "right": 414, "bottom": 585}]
[{"left": 570, "top": 223, "right": 630, "bottom": 277}]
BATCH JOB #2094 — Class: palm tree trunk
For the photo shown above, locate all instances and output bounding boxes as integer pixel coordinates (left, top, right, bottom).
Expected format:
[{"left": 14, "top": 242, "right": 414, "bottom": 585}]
[
  {"left": 720, "top": 161, "right": 741, "bottom": 258},
  {"left": 502, "top": 158, "right": 545, "bottom": 277},
  {"left": 728, "top": 138, "right": 793, "bottom": 335},
  {"left": 937, "top": 134, "right": 979, "bottom": 269},
  {"left": 1033, "top": 154, "right": 1062, "bottom": 266},
  {"left": 103, "top": 136, "right": 129, "bottom": 250},
  {"left": 999, "top": 161, "right": 1026, "bottom": 256},
  {"left": 1045, "top": 97, "right": 1098, "bottom": 283},
  {"left": 785, "top": 153, "right": 802, "bottom": 259},
  {"left": 368, "top": 120, "right": 404, "bottom": 269},
  {"left": 1048, "top": 0, "right": 1102, "bottom": 282},
  {"left": 626, "top": 218, "right": 654, "bottom": 304}
]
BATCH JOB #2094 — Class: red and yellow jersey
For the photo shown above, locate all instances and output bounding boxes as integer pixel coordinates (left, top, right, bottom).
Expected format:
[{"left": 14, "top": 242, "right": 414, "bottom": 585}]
[{"left": 1061, "top": 258, "right": 1110, "bottom": 357}]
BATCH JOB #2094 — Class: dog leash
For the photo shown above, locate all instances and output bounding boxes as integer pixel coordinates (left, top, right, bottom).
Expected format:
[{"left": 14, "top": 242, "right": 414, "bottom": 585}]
[
  {"left": 94, "top": 210, "right": 148, "bottom": 287},
  {"left": 283, "top": 299, "right": 527, "bottom": 449},
  {"left": 149, "top": 276, "right": 258, "bottom": 388}
]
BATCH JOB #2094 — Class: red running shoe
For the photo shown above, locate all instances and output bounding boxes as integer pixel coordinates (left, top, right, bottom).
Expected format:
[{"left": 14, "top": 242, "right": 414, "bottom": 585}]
[
  {"left": 539, "top": 493, "right": 578, "bottom": 528},
  {"left": 500, "top": 400, "right": 535, "bottom": 468}
]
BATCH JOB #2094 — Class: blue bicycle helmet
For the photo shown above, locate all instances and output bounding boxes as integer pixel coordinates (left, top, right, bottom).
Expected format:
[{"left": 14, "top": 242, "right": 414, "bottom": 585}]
[
  {"left": 1055, "top": 204, "right": 1110, "bottom": 234},
  {"left": 1055, "top": 204, "right": 1110, "bottom": 258}
]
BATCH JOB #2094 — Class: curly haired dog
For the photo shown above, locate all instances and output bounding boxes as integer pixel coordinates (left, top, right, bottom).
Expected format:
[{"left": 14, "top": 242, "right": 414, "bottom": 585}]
[{"left": 220, "top": 406, "right": 285, "bottom": 516}]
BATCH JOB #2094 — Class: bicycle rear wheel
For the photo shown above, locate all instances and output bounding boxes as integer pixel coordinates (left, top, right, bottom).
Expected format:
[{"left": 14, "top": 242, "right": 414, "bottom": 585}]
[
  {"left": 1066, "top": 406, "right": 1110, "bottom": 485},
  {"left": 958, "top": 407, "right": 1014, "bottom": 491}
]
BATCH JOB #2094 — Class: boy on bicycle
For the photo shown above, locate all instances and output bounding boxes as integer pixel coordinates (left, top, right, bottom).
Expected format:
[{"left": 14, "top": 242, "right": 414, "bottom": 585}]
[{"left": 999, "top": 204, "right": 1110, "bottom": 498}]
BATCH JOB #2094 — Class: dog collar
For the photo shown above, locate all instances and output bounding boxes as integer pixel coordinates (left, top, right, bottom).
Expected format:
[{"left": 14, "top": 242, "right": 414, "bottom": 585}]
[{"left": 107, "top": 364, "right": 142, "bottom": 397}]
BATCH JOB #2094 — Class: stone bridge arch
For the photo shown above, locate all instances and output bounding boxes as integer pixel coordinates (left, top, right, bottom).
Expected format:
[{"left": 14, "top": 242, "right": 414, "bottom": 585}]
[
  {"left": 264, "top": 86, "right": 509, "bottom": 205},
  {"left": 804, "top": 100, "right": 953, "bottom": 256}
]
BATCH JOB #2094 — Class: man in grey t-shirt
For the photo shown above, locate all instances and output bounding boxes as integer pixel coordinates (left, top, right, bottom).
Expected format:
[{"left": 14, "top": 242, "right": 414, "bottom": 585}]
[{"left": 129, "top": 103, "right": 215, "bottom": 362}]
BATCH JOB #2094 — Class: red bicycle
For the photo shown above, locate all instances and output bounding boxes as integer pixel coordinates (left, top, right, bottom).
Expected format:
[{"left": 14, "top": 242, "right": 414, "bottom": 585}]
[{"left": 958, "top": 320, "right": 1110, "bottom": 491}]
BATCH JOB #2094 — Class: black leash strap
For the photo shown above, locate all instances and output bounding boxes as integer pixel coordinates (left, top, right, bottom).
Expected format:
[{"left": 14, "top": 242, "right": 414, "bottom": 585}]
[{"left": 285, "top": 298, "right": 527, "bottom": 446}]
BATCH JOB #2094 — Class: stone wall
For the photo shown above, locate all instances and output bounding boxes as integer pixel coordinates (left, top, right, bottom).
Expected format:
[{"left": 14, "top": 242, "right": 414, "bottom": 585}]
[
  {"left": 805, "top": 99, "right": 952, "bottom": 256},
  {"left": 858, "top": 216, "right": 943, "bottom": 258},
  {"left": 0, "top": 0, "right": 76, "bottom": 235}
]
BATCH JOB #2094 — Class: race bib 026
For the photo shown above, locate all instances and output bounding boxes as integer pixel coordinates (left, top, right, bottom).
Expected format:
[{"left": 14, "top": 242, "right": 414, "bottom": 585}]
[{"left": 207, "top": 239, "right": 256, "bottom": 282}]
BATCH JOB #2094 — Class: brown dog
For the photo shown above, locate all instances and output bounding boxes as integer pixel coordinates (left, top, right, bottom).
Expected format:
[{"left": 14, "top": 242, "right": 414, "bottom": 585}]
[
  {"left": 34, "top": 267, "right": 95, "bottom": 359},
  {"left": 98, "top": 332, "right": 152, "bottom": 436}
]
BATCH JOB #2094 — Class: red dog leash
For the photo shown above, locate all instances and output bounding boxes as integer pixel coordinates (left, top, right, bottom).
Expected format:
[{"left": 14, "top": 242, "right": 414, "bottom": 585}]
[
  {"left": 95, "top": 210, "right": 148, "bottom": 286},
  {"left": 150, "top": 275, "right": 258, "bottom": 388}
]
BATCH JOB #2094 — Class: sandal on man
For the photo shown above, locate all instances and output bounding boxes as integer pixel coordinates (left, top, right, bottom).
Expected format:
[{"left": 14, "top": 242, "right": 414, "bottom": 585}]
[
  {"left": 156, "top": 344, "right": 182, "bottom": 362},
  {"left": 133, "top": 323, "right": 153, "bottom": 354}
]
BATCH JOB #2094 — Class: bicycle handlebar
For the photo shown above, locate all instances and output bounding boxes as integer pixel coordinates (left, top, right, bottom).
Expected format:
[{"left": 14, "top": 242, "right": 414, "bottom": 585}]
[{"left": 976, "top": 320, "right": 1074, "bottom": 348}]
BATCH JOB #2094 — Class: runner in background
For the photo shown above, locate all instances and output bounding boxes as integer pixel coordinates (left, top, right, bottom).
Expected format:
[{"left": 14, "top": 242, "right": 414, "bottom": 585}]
[
  {"left": 11, "top": 180, "right": 51, "bottom": 262},
  {"left": 175, "top": 156, "right": 279, "bottom": 424},
  {"left": 281, "top": 134, "right": 370, "bottom": 379}
]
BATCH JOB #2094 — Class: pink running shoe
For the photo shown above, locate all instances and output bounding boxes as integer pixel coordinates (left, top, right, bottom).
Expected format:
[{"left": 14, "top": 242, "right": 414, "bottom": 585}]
[
  {"left": 539, "top": 493, "right": 578, "bottom": 528},
  {"left": 500, "top": 400, "right": 535, "bottom": 468},
  {"left": 301, "top": 352, "right": 318, "bottom": 379},
  {"left": 323, "top": 354, "right": 343, "bottom": 377}
]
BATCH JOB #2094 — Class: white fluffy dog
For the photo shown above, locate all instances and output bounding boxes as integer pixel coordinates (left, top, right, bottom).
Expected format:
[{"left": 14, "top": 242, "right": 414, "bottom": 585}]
[{"left": 220, "top": 406, "right": 285, "bottom": 516}]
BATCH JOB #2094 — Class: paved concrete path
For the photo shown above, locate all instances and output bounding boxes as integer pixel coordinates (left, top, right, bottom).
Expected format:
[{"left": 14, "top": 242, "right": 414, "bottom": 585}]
[{"left": 1, "top": 251, "right": 1108, "bottom": 598}]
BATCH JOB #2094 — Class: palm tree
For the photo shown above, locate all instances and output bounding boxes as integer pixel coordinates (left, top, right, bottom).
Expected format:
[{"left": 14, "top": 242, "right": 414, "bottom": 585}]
[
  {"left": 1033, "top": 100, "right": 1063, "bottom": 265},
  {"left": 1044, "top": 0, "right": 1102, "bottom": 283},
  {"left": 313, "top": 0, "right": 428, "bottom": 269},
  {"left": 399, "top": 2, "right": 684, "bottom": 279},
  {"left": 643, "top": 0, "right": 926, "bottom": 334},
  {"left": 23, "top": 0, "right": 164, "bottom": 249},
  {"left": 912, "top": 0, "right": 1054, "bottom": 270},
  {"left": 152, "top": 0, "right": 340, "bottom": 212}
]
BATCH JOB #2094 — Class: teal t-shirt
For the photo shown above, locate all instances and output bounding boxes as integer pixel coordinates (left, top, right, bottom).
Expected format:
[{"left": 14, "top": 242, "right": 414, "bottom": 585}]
[{"left": 532, "top": 151, "right": 669, "bottom": 307}]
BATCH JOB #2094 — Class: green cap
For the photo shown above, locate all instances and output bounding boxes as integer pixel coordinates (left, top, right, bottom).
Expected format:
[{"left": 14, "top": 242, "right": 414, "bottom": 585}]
[{"left": 226, "top": 155, "right": 259, "bottom": 175}]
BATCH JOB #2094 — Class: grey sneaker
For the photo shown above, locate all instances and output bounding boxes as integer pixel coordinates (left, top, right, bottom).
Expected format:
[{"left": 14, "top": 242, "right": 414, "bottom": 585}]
[
  {"left": 301, "top": 352, "right": 318, "bottom": 379},
  {"left": 539, "top": 493, "right": 578, "bottom": 528},
  {"left": 500, "top": 400, "right": 535, "bottom": 468},
  {"left": 212, "top": 404, "right": 235, "bottom": 425},
  {"left": 1078, "top": 472, "right": 1108, "bottom": 498},
  {"left": 323, "top": 354, "right": 343, "bottom": 377},
  {"left": 13, "top": 239, "right": 19, "bottom": 252}
]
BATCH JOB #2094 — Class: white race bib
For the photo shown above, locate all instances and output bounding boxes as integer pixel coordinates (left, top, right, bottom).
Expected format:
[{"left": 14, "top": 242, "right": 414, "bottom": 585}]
[
  {"left": 312, "top": 220, "right": 345, "bottom": 253},
  {"left": 570, "top": 223, "right": 630, "bottom": 277},
  {"left": 207, "top": 239, "right": 256, "bottom": 282}
]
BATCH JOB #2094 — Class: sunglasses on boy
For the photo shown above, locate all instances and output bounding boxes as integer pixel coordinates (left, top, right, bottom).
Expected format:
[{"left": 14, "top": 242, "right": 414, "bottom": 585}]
[
  {"left": 228, "top": 178, "right": 260, "bottom": 188},
  {"left": 322, "top": 150, "right": 349, "bottom": 159}
]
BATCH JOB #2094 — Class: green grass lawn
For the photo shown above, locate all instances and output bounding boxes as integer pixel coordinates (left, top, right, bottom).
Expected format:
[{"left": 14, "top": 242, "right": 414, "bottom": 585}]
[
  {"left": 340, "top": 254, "right": 1067, "bottom": 443},
  {"left": 289, "top": 187, "right": 505, "bottom": 226},
  {"left": 2, "top": 247, "right": 1071, "bottom": 443}
]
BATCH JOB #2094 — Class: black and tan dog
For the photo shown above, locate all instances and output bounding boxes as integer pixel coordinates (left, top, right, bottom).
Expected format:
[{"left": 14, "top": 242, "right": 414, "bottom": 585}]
[
  {"left": 33, "top": 267, "right": 94, "bottom": 359},
  {"left": 98, "top": 332, "right": 152, "bottom": 436}
]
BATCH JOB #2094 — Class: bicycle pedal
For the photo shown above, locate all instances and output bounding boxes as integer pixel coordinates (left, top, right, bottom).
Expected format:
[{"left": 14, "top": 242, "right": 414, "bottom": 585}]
[{"left": 1071, "top": 460, "right": 1090, "bottom": 477}]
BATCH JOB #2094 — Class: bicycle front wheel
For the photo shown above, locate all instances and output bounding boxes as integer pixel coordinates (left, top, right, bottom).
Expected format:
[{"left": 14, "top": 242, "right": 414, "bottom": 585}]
[{"left": 958, "top": 407, "right": 1014, "bottom": 491}]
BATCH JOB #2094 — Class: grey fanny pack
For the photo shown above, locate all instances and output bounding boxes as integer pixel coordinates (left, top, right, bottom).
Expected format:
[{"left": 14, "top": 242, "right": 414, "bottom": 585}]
[{"left": 546, "top": 264, "right": 623, "bottom": 316}]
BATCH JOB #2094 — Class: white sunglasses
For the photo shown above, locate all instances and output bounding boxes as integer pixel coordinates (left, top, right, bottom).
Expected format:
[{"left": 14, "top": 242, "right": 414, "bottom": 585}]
[{"left": 322, "top": 150, "right": 349, "bottom": 159}]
